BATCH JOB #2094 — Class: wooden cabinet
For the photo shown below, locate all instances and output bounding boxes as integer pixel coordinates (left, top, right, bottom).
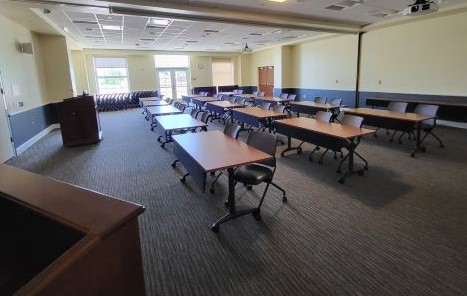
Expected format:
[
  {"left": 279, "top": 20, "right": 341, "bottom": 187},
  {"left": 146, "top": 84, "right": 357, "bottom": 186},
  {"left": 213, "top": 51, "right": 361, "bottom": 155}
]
[
  {"left": 58, "top": 96, "right": 102, "bottom": 147},
  {"left": 0, "top": 165, "right": 146, "bottom": 296}
]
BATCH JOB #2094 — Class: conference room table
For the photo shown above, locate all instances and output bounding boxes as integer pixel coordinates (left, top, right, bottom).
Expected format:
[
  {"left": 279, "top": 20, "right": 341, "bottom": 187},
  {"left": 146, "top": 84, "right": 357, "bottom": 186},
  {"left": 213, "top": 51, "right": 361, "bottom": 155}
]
[
  {"left": 142, "top": 100, "right": 169, "bottom": 119},
  {"left": 181, "top": 94, "right": 202, "bottom": 105},
  {"left": 154, "top": 114, "right": 208, "bottom": 148},
  {"left": 275, "top": 117, "right": 374, "bottom": 183},
  {"left": 231, "top": 107, "right": 287, "bottom": 132},
  {"left": 206, "top": 101, "right": 245, "bottom": 122},
  {"left": 290, "top": 101, "right": 342, "bottom": 117},
  {"left": 343, "top": 108, "right": 436, "bottom": 157},
  {"left": 253, "top": 96, "right": 293, "bottom": 106},
  {"left": 139, "top": 96, "right": 161, "bottom": 107},
  {"left": 191, "top": 96, "right": 218, "bottom": 109},
  {"left": 146, "top": 105, "right": 184, "bottom": 130},
  {"left": 172, "top": 130, "right": 272, "bottom": 232}
]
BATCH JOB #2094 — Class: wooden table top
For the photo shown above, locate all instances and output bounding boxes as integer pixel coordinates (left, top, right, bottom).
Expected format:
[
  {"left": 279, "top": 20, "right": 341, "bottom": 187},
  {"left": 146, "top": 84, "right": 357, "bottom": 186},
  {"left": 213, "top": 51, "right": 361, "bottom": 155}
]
[
  {"left": 192, "top": 97, "right": 218, "bottom": 103},
  {"left": 343, "top": 108, "right": 435, "bottom": 122},
  {"left": 238, "top": 94, "right": 255, "bottom": 98},
  {"left": 291, "top": 101, "right": 341, "bottom": 109},
  {"left": 275, "top": 117, "right": 374, "bottom": 139},
  {"left": 219, "top": 92, "right": 235, "bottom": 95},
  {"left": 139, "top": 97, "right": 161, "bottom": 102},
  {"left": 207, "top": 101, "right": 244, "bottom": 108},
  {"left": 146, "top": 105, "right": 183, "bottom": 116},
  {"left": 173, "top": 130, "right": 272, "bottom": 172},
  {"left": 232, "top": 107, "right": 287, "bottom": 119},
  {"left": 255, "top": 96, "right": 292, "bottom": 102},
  {"left": 156, "top": 114, "right": 207, "bottom": 131},
  {"left": 182, "top": 94, "right": 202, "bottom": 99},
  {"left": 143, "top": 100, "right": 168, "bottom": 107}
]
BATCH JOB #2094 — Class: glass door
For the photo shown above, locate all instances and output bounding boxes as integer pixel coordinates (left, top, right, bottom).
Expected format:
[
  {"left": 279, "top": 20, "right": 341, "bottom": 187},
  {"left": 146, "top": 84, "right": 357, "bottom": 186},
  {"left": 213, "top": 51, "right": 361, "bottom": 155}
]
[{"left": 157, "top": 69, "right": 189, "bottom": 100}]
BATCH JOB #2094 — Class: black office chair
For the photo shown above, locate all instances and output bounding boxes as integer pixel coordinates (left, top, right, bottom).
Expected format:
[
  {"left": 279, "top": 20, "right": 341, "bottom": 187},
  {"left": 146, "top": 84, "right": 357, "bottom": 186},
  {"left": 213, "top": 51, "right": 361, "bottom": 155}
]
[
  {"left": 199, "top": 111, "right": 212, "bottom": 131},
  {"left": 306, "top": 111, "right": 333, "bottom": 160},
  {"left": 190, "top": 108, "right": 201, "bottom": 119},
  {"left": 260, "top": 101, "right": 271, "bottom": 110},
  {"left": 233, "top": 132, "right": 286, "bottom": 220},
  {"left": 398, "top": 104, "right": 444, "bottom": 148},
  {"left": 374, "top": 101, "right": 408, "bottom": 139},
  {"left": 314, "top": 97, "right": 326, "bottom": 104},
  {"left": 260, "top": 104, "right": 286, "bottom": 132},
  {"left": 209, "top": 123, "right": 242, "bottom": 193}
]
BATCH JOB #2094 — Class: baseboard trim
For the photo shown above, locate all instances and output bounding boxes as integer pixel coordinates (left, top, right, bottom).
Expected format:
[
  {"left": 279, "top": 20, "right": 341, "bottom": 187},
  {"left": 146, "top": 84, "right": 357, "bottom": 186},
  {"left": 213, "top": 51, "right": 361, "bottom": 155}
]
[
  {"left": 438, "top": 120, "right": 467, "bottom": 129},
  {"left": 16, "top": 124, "right": 60, "bottom": 155}
]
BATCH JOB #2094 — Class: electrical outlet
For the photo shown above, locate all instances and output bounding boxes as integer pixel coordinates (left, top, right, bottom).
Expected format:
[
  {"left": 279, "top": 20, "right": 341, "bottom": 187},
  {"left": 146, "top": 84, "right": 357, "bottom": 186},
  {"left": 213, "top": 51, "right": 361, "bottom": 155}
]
[
  {"left": 18, "top": 101, "right": 24, "bottom": 107},
  {"left": 336, "top": 80, "right": 339, "bottom": 84},
  {"left": 378, "top": 80, "right": 382, "bottom": 85}
]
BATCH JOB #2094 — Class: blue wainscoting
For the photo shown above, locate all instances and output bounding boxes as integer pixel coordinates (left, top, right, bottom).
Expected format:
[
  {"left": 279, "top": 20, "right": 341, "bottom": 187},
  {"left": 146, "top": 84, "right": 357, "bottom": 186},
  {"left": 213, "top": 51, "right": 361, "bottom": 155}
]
[
  {"left": 9, "top": 103, "right": 58, "bottom": 148},
  {"left": 274, "top": 88, "right": 357, "bottom": 108},
  {"left": 239, "top": 86, "right": 258, "bottom": 94}
]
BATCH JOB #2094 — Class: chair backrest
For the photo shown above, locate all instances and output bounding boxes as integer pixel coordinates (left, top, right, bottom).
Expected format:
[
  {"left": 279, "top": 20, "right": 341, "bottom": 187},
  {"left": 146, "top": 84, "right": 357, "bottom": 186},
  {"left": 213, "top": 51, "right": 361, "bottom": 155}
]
[
  {"left": 178, "top": 103, "right": 187, "bottom": 112},
  {"left": 315, "top": 111, "right": 332, "bottom": 122},
  {"left": 212, "top": 93, "right": 218, "bottom": 100},
  {"left": 330, "top": 98, "right": 342, "bottom": 106},
  {"left": 237, "top": 98, "right": 247, "bottom": 105},
  {"left": 200, "top": 111, "right": 212, "bottom": 123},
  {"left": 217, "top": 94, "right": 224, "bottom": 100},
  {"left": 314, "top": 97, "right": 326, "bottom": 104},
  {"left": 257, "top": 91, "right": 265, "bottom": 97},
  {"left": 414, "top": 104, "right": 438, "bottom": 127},
  {"left": 252, "top": 91, "right": 259, "bottom": 96},
  {"left": 272, "top": 104, "right": 286, "bottom": 113},
  {"left": 387, "top": 101, "right": 408, "bottom": 113},
  {"left": 287, "top": 94, "right": 296, "bottom": 101},
  {"left": 246, "top": 132, "right": 277, "bottom": 167},
  {"left": 223, "top": 123, "right": 241, "bottom": 139},
  {"left": 341, "top": 114, "right": 363, "bottom": 128},
  {"left": 229, "top": 96, "right": 236, "bottom": 103},
  {"left": 236, "top": 89, "right": 243, "bottom": 94},
  {"left": 260, "top": 102, "right": 271, "bottom": 110},
  {"left": 280, "top": 93, "right": 288, "bottom": 99},
  {"left": 190, "top": 109, "right": 199, "bottom": 118}
]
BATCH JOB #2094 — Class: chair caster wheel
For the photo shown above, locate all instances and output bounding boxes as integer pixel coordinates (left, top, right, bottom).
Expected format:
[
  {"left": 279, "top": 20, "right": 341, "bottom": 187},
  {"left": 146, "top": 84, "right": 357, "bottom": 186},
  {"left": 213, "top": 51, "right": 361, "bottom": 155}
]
[
  {"left": 210, "top": 172, "right": 215, "bottom": 176},
  {"left": 338, "top": 178, "right": 345, "bottom": 184},
  {"left": 157, "top": 137, "right": 161, "bottom": 142},
  {"left": 209, "top": 188, "right": 215, "bottom": 194},
  {"left": 318, "top": 160, "right": 323, "bottom": 164},
  {"left": 252, "top": 209, "right": 261, "bottom": 221},
  {"left": 398, "top": 141, "right": 403, "bottom": 144},
  {"left": 440, "top": 144, "right": 445, "bottom": 148},
  {"left": 373, "top": 134, "right": 378, "bottom": 138},
  {"left": 364, "top": 166, "right": 368, "bottom": 171},
  {"left": 247, "top": 185, "right": 253, "bottom": 190},
  {"left": 333, "top": 156, "right": 337, "bottom": 160},
  {"left": 297, "top": 147, "right": 302, "bottom": 154},
  {"left": 211, "top": 223, "right": 220, "bottom": 233},
  {"left": 358, "top": 171, "right": 364, "bottom": 176},
  {"left": 309, "top": 157, "right": 313, "bottom": 162},
  {"left": 180, "top": 177, "right": 186, "bottom": 183},
  {"left": 224, "top": 201, "right": 230, "bottom": 207},
  {"left": 171, "top": 163, "right": 176, "bottom": 168},
  {"left": 160, "top": 144, "right": 165, "bottom": 148},
  {"left": 336, "top": 170, "right": 341, "bottom": 174},
  {"left": 421, "top": 147, "right": 426, "bottom": 152},
  {"left": 410, "top": 152, "right": 415, "bottom": 158},
  {"left": 282, "top": 196, "right": 287, "bottom": 203}
]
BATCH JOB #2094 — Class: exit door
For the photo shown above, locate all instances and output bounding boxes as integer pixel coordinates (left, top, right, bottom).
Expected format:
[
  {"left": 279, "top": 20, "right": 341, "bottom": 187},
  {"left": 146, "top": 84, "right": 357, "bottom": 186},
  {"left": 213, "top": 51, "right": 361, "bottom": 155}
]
[
  {"left": 157, "top": 69, "right": 190, "bottom": 100},
  {"left": 0, "top": 69, "right": 15, "bottom": 162},
  {"left": 258, "top": 66, "right": 274, "bottom": 97}
]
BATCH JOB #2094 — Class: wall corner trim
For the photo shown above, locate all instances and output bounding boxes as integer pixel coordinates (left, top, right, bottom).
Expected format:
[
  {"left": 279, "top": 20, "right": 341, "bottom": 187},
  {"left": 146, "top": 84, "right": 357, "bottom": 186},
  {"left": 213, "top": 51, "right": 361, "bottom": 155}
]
[{"left": 16, "top": 124, "right": 60, "bottom": 155}]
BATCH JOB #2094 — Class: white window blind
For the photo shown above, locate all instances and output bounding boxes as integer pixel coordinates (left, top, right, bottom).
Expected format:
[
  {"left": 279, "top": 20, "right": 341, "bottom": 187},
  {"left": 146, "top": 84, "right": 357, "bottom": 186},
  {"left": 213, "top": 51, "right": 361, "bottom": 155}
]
[
  {"left": 94, "top": 57, "right": 129, "bottom": 94},
  {"left": 212, "top": 58, "right": 234, "bottom": 86},
  {"left": 154, "top": 55, "right": 189, "bottom": 68}
]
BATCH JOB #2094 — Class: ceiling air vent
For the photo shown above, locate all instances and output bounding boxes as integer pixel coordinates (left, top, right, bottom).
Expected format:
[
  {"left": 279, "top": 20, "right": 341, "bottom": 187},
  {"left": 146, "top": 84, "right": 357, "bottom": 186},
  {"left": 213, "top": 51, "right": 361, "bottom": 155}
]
[
  {"left": 325, "top": 5, "right": 346, "bottom": 11},
  {"left": 73, "top": 20, "right": 98, "bottom": 24},
  {"left": 337, "top": 0, "right": 362, "bottom": 8}
]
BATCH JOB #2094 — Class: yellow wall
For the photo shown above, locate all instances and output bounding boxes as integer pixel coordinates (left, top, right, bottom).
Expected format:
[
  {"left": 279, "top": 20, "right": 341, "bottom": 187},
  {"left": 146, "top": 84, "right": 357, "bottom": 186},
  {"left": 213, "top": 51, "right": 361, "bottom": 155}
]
[
  {"left": 291, "top": 34, "right": 359, "bottom": 91},
  {"left": 37, "top": 34, "right": 74, "bottom": 101},
  {"left": 360, "top": 11, "right": 467, "bottom": 96},
  {"left": 71, "top": 50, "right": 90, "bottom": 94},
  {"left": 190, "top": 56, "right": 213, "bottom": 87},
  {"left": 128, "top": 55, "right": 157, "bottom": 91},
  {"left": 246, "top": 48, "right": 275, "bottom": 86},
  {"left": 0, "top": 14, "right": 47, "bottom": 112}
]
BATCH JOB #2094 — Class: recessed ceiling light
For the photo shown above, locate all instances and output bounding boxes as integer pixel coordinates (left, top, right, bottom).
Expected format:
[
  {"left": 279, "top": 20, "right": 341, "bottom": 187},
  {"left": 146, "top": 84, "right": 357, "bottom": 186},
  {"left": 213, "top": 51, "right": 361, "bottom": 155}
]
[
  {"left": 148, "top": 18, "right": 171, "bottom": 27},
  {"left": 63, "top": 27, "right": 69, "bottom": 33},
  {"left": 102, "top": 25, "right": 121, "bottom": 31}
]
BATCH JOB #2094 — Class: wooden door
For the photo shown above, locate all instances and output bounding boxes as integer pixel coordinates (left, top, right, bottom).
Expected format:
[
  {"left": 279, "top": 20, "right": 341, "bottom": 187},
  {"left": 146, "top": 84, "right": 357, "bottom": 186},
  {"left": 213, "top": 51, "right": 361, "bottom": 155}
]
[{"left": 258, "top": 66, "right": 274, "bottom": 96}]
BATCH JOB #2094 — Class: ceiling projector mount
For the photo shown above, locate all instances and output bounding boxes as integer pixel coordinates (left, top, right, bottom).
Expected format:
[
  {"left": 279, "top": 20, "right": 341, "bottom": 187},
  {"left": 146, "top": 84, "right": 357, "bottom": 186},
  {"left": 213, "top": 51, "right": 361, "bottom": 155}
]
[
  {"left": 241, "top": 43, "right": 253, "bottom": 53},
  {"left": 403, "top": 0, "right": 441, "bottom": 16}
]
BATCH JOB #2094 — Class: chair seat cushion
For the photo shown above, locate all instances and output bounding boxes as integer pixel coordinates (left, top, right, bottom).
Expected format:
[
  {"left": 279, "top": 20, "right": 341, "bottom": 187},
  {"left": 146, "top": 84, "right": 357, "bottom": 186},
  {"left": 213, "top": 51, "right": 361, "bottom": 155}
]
[{"left": 234, "top": 164, "right": 273, "bottom": 185}]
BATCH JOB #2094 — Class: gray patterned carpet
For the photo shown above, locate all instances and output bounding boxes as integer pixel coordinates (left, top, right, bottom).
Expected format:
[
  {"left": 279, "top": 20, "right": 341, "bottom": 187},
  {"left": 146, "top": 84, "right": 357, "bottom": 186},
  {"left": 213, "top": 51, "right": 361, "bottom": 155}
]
[{"left": 6, "top": 108, "right": 467, "bottom": 296}]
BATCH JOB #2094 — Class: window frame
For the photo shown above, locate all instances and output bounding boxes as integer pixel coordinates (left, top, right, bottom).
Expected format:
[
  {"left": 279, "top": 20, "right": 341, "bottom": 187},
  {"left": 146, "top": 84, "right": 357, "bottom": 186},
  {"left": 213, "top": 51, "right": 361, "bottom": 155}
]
[{"left": 94, "top": 56, "right": 130, "bottom": 94}]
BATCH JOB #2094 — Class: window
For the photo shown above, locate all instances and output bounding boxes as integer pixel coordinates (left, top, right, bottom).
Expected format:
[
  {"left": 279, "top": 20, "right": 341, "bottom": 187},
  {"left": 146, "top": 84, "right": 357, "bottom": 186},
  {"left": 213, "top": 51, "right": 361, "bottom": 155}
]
[
  {"left": 212, "top": 58, "right": 234, "bottom": 86},
  {"left": 94, "top": 57, "right": 129, "bottom": 94},
  {"left": 154, "top": 55, "right": 190, "bottom": 99}
]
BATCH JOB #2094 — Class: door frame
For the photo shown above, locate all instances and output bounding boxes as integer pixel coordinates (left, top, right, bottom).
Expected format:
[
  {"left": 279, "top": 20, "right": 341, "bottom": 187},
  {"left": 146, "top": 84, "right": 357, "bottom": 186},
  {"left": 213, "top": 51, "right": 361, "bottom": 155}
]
[
  {"left": 156, "top": 68, "right": 190, "bottom": 100},
  {"left": 0, "top": 69, "right": 16, "bottom": 158}
]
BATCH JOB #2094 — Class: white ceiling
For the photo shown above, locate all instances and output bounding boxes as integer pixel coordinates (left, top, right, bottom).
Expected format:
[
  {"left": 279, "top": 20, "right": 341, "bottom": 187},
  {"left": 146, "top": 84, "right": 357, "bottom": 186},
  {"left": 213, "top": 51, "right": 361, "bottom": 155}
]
[{"left": 2, "top": 0, "right": 467, "bottom": 52}]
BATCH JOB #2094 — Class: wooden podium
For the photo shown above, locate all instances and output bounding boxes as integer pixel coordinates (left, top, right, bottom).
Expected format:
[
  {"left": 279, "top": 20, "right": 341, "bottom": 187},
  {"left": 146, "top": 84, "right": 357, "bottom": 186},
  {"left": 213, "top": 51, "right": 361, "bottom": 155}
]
[
  {"left": 57, "top": 96, "right": 102, "bottom": 147},
  {"left": 0, "top": 165, "right": 146, "bottom": 296}
]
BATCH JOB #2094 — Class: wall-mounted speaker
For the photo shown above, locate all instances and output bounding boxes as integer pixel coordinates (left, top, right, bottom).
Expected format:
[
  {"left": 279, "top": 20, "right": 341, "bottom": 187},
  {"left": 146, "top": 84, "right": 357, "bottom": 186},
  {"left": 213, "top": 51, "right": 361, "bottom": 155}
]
[{"left": 19, "top": 43, "right": 34, "bottom": 55}]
